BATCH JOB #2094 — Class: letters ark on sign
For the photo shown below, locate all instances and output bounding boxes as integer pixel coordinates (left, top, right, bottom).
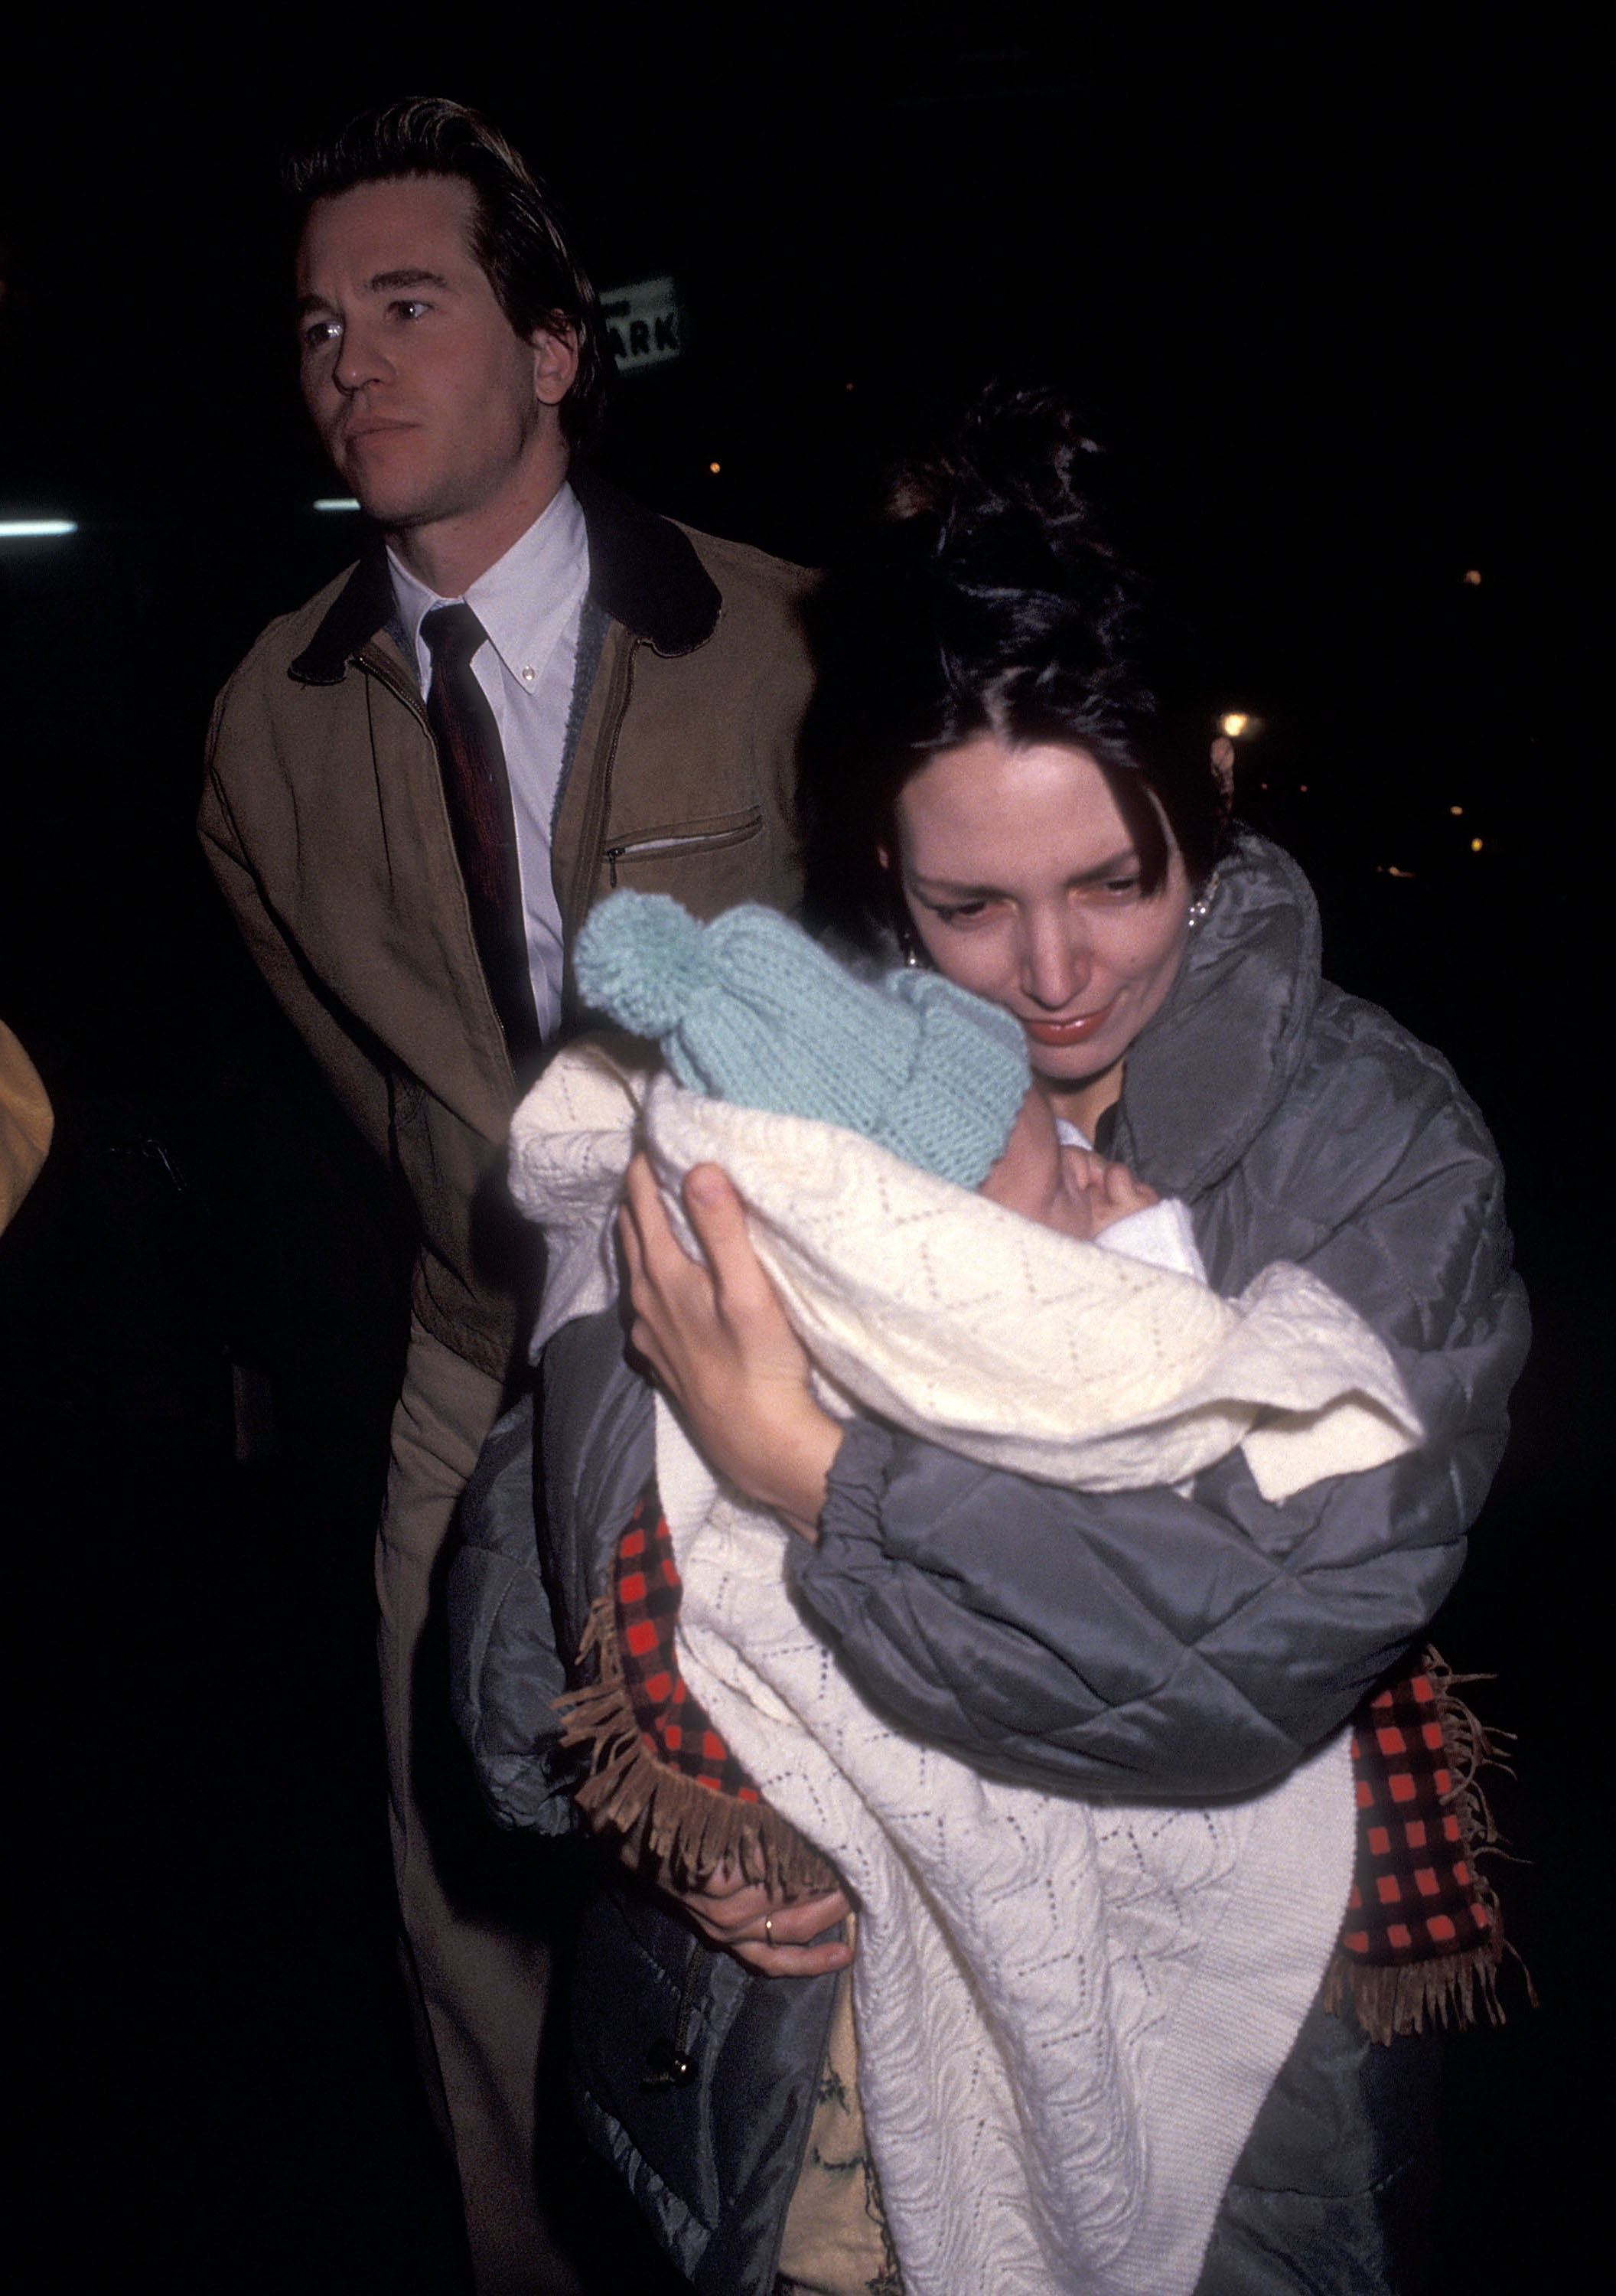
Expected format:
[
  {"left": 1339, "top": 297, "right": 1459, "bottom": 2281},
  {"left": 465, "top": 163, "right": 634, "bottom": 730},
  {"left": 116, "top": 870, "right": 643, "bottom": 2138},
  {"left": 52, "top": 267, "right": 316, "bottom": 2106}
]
[{"left": 601, "top": 277, "right": 683, "bottom": 373}]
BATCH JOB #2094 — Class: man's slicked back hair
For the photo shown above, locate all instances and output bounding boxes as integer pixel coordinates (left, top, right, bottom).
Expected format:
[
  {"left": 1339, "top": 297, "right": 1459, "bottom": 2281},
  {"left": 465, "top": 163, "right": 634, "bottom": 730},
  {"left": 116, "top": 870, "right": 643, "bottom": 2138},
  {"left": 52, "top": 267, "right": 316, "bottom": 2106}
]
[{"left": 288, "top": 97, "right": 607, "bottom": 445}]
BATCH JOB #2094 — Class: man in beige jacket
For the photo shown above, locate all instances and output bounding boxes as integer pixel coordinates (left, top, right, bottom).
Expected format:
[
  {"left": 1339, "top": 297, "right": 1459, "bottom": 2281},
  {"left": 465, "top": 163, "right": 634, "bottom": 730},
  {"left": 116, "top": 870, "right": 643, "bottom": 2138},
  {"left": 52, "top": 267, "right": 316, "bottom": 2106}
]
[{"left": 200, "top": 99, "right": 810, "bottom": 2293}]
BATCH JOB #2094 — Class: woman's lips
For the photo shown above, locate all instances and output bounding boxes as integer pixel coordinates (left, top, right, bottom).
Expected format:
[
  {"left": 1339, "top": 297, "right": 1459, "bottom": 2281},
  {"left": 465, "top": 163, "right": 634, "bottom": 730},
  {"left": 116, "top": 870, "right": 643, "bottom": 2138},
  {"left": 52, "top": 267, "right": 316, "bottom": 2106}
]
[{"left": 1021, "top": 1001, "right": 1116, "bottom": 1047}]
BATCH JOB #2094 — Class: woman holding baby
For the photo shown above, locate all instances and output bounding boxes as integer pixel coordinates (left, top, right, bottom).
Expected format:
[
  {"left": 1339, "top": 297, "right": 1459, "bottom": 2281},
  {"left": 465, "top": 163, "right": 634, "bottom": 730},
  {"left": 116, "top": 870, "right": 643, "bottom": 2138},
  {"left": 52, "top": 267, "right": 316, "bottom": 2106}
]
[{"left": 488, "top": 391, "right": 1528, "bottom": 2295}]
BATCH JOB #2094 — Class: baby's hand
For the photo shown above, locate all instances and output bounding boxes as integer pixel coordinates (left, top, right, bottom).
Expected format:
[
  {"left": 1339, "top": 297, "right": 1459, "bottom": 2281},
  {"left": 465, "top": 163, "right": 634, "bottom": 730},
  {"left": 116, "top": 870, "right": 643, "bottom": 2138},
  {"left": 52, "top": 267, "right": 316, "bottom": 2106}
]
[
  {"left": 979, "top": 1091, "right": 1160, "bottom": 1241},
  {"left": 1058, "top": 1149, "right": 1159, "bottom": 1238}
]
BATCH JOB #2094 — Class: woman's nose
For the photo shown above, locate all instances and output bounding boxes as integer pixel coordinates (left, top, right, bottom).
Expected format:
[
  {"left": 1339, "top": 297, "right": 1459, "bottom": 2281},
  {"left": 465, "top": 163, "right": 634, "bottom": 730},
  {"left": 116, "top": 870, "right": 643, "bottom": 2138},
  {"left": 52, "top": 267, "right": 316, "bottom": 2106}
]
[{"left": 1020, "top": 915, "right": 1090, "bottom": 1009}]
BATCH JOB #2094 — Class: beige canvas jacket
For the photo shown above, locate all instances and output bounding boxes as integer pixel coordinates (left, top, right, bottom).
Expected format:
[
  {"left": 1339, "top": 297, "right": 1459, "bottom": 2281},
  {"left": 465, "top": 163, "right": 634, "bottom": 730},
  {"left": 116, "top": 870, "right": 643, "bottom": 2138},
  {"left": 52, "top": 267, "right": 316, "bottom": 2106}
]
[{"left": 199, "top": 470, "right": 813, "bottom": 1377}]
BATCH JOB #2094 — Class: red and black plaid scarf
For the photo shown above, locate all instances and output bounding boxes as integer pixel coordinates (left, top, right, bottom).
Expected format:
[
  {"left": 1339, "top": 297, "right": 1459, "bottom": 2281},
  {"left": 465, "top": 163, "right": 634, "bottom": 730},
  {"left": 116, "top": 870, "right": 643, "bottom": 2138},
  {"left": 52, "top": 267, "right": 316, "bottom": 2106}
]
[
  {"left": 1341, "top": 1668, "right": 1493, "bottom": 1962},
  {"left": 556, "top": 1479, "right": 834, "bottom": 1894},
  {"left": 1325, "top": 1653, "right": 1513, "bottom": 2040},
  {"left": 582, "top": 1482, "right": 1518, "bottom": 2036},
  {"left": 611, "top": 1484, "right": 762, "bottom": 1806}
]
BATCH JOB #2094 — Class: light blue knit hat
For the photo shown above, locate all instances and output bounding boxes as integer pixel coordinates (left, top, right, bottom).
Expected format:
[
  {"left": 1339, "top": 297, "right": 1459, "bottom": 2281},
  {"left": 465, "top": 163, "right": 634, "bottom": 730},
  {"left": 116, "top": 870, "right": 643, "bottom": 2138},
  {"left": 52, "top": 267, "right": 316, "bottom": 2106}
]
[{"left": 574, "top": 892, "right": 1030, "bottom": 1189}]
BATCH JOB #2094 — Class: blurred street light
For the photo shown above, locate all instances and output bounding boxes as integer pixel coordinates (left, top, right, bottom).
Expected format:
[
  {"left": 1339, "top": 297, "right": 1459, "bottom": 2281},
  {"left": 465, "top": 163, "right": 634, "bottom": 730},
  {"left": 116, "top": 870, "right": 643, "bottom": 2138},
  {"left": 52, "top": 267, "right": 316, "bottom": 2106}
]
[
  {"left": 0, "top": 518, "right": 76, "bottom": 538},
  {"left": 314, "top": 498, "right": 360, "bottom": 512}
]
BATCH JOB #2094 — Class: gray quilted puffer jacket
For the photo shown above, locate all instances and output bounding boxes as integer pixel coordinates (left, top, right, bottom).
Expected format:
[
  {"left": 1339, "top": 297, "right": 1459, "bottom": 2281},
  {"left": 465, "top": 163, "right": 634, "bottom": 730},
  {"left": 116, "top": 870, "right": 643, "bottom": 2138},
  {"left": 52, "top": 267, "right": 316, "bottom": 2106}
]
[{"left": 449, "top": 831, "right": 1529, "bottom": 2294}]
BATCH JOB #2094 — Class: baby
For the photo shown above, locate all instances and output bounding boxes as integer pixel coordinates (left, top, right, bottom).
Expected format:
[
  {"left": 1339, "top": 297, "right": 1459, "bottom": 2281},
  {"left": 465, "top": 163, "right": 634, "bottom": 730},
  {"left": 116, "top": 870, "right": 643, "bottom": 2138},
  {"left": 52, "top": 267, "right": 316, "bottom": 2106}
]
[{"left": 572, "top": 885, "right": 1204, "bottom": 1285}]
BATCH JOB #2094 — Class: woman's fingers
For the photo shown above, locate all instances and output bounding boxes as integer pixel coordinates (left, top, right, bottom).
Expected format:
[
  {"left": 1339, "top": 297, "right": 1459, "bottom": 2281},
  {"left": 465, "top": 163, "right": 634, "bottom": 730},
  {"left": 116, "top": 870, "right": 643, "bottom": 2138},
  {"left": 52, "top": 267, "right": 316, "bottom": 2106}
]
[
  {"left": 682, "top": 1165, "right": 814, "bottom": 1375},
  {"left": 680, "top": 1164, "right": 771, "bottom": 1311},
  {"left": 669, "top": 1867, "right": 855, "bottom": 1978},
  {"left": 621, "top": 1154, "right": 703, "bottom": 1303},
  {"left": 617, "top": 1155, "right": 715, "bottom": 1394},
  {"left": 728, "top": 1926, "right": 855, "bottom": 1978},
  {"left": 614, "top": 1153, "right": 839, "bottom": 1530}
]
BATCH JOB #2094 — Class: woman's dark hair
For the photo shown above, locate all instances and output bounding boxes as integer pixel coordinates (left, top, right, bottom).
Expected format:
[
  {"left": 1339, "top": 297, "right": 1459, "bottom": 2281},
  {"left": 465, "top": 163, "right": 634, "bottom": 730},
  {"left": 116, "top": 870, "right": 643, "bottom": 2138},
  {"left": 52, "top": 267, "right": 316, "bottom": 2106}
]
[
  {"left": 800, "top": 386, "right": 1228, "bottom": 941},
  {"left": 287, "top": 98, "right": 608, "bottom": 446}
]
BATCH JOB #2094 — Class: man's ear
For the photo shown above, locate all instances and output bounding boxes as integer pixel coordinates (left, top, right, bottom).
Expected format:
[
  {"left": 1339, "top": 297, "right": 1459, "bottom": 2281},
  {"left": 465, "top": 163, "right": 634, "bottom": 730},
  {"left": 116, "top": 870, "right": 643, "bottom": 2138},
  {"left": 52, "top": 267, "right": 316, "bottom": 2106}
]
[
  {"left": 1210, "top": 737, "right": 1236, "bottom": 803},
  {"left": 531, "top": 321, "right": 580, "bottom": 408}
]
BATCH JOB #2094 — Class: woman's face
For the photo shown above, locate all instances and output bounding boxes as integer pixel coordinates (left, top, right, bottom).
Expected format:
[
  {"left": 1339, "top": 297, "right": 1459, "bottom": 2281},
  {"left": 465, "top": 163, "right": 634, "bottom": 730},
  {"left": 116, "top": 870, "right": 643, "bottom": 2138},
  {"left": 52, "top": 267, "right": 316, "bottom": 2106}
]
[{"left": 892, "top": 737, "right": 1194, "bottom": 1107}]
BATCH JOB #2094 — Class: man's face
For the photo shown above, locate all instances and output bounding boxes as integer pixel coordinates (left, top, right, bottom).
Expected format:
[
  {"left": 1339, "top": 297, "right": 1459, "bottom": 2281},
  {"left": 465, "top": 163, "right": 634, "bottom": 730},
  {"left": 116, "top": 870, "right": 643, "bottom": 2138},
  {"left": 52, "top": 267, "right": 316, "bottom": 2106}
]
[{"left": 295, "top": 174, "right": 571, "bottom": 536}]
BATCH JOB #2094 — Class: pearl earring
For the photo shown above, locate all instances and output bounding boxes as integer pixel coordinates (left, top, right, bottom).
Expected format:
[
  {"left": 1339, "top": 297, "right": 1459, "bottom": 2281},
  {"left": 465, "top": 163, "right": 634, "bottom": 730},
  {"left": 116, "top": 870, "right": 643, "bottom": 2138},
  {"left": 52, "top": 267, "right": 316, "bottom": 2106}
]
[{"left": 1186, "top": 872, "right": 1220, "bottom": 931}]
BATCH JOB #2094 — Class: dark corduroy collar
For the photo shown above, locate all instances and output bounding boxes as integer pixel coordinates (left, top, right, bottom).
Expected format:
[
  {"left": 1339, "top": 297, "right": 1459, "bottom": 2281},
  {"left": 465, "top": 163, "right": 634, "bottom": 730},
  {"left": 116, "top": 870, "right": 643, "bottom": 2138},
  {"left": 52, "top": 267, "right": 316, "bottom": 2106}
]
[{"left": 288, "top": 465, "right": 721, "bottom": 687}]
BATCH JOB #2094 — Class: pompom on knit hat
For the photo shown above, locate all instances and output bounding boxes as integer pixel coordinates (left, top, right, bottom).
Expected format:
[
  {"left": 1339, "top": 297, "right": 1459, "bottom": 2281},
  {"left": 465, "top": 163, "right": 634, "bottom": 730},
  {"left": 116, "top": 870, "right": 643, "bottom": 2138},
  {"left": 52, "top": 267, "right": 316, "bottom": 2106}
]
[{"left": 574, "top": 892, "right": 1030, "bottom": 1189}]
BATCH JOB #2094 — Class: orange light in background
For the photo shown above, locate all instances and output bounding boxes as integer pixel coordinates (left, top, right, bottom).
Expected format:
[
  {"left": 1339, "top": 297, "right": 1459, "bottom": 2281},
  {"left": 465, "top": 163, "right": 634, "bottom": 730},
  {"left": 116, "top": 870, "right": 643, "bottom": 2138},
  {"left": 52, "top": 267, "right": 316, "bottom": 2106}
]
[
  {"left": 709, "top": 461, "right": 722, "bottom": 474},
  {"left": 1219, "top": 712, "right": 1249, "bottom": 739},
  {"left": 1471, "top": 838, "right": 1484, "bottom": 853},
  {"left": 1450, "top": 805, "right": 1464, "bottom": 816},
  {"left": 1462, "top": 569, "right": 1482, "bottom": 585}
]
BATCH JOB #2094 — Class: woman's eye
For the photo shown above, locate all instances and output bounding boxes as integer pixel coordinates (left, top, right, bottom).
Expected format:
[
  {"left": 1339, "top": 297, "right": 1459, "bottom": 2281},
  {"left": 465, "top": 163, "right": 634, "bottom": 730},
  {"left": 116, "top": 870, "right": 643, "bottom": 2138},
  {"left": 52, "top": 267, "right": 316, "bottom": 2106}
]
[
  {"left": 930, "top": 901, "right": 988, "bottom": 925},
  {"left": 1100, "top": 876, "right": 1142, "bottom": 898}
]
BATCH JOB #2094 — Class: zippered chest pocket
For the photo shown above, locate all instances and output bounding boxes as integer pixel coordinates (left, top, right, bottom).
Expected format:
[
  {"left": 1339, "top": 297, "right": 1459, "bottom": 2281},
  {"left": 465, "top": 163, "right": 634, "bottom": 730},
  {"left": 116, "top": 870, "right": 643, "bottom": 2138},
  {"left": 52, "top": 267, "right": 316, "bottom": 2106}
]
[{"left": 603, "top": 807, "right": 764, "bottom": 888}]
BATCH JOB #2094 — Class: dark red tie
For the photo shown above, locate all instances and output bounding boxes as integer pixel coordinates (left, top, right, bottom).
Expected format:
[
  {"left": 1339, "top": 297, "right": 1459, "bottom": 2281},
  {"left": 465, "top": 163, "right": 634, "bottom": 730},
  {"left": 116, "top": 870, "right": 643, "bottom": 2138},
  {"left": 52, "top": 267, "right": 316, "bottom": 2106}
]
[{"left": 420, "top": 604, "right": 541, "bottom": 1058}]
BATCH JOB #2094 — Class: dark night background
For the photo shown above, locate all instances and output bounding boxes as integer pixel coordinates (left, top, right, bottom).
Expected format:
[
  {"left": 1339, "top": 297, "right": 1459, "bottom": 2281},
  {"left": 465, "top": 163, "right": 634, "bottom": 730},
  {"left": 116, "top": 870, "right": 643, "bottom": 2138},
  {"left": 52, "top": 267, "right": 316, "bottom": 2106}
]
[{"left": 0, "top": 17, "right": 1594, "bottom": 2292}]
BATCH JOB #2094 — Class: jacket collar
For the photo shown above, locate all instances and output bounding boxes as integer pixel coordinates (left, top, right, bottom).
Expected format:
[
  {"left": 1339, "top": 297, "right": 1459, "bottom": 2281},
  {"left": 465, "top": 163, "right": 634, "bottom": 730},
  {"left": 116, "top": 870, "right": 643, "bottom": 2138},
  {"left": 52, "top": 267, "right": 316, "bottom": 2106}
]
[
  {"left": 288, "top": 464, "right": 720, "bottom": 687},
  {"left": 571, "top": 464, "right": 721, "bottom": 654},
  {"left": 1113, "top": 831, "right": 1323, "bottom": 1199},
  {"left": 288, "top": 542, "right": 398, "bottom": 686}
]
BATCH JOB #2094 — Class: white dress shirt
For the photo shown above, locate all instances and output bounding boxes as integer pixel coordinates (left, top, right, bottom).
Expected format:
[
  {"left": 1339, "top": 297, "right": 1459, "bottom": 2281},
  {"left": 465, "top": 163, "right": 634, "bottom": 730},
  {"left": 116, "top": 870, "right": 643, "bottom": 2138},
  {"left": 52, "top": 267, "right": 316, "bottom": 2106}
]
[{"left": 388, "top": 483, "right": 591, "bottom": 1042}]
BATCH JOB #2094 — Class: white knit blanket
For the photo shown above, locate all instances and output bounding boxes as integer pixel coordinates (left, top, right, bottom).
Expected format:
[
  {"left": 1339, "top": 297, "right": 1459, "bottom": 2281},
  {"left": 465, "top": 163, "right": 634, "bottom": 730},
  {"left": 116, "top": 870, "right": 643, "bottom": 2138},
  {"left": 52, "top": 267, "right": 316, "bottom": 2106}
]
[
  {"left": 510, "top": 1042, "right": 1412, "bottom": 2294},
  {"left": 515, "top": 1042, "right": 1421, "bottom": 1503},
  {"left": 660, "top": 1405, "right": 1354, "bottom": 2296}
]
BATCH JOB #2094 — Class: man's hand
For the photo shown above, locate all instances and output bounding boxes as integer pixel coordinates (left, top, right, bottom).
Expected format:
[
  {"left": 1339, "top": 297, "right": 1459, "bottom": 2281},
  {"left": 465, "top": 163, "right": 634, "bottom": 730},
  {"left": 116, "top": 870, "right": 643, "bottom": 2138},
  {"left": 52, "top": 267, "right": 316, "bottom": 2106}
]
[
  {"left": 656, "top": 1857, "right": 855, "bottom": 1977},
  {"left": 617, "top": 1155, "right": 842, "bottom": 1538}
]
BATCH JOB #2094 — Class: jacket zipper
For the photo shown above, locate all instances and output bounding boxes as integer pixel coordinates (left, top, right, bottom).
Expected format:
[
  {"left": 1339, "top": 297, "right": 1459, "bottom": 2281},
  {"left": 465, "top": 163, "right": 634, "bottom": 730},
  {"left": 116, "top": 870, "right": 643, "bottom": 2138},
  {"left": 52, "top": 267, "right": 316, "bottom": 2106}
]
[
  {"left": 564, "top": 638, "right": 637, "bottom": 947},
  {"left": 640, "top": 1938, "right": 705, "bottom": 2090},
  {"left": 604, "top": 814, "right": 764, "bottom": 887}
]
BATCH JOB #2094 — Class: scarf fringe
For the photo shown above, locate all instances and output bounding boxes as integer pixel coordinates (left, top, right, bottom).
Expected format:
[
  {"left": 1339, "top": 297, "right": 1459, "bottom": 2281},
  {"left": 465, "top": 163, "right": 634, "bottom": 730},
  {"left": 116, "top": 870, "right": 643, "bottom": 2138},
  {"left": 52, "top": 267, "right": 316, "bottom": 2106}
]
[
  {"left": 556, "top": 1593, "right": 839, "bottom": 1896},
  {"left": 1324, "top": 1645, "right": 1535, "bottom": 2045},
  {"left": 1321, "top": 1934, "right": 1507, "bottom": 2043}
]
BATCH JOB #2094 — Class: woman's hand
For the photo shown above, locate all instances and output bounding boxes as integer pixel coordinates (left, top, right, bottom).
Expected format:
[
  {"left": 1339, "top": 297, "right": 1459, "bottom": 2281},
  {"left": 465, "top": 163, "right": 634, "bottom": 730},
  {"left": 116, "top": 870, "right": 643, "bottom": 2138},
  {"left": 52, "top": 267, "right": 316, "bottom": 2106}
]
[
  {"left": 656, "top": 1857, "right": 855, "bottom": 1978},
  {"left": 617, "top": 1155, "right": 843, "bottom": 1538}
]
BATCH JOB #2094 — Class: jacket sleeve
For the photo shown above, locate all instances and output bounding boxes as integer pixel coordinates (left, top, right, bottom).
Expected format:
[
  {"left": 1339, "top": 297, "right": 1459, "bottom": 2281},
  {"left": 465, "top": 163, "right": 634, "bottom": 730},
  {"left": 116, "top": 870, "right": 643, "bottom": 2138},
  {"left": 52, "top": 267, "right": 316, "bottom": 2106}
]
[
  {"left": 445, "top": 1313, "right": 658, "bottom": 1832},
  {"left": 787, "top": 1060, "right": 1530, "bottom": 1802},
  {"left": 198, "top": 693, "right": 395, "bottom": 1164},
  {"left": 448, "top": 1391, "right": 582, "bottom": 1835}
]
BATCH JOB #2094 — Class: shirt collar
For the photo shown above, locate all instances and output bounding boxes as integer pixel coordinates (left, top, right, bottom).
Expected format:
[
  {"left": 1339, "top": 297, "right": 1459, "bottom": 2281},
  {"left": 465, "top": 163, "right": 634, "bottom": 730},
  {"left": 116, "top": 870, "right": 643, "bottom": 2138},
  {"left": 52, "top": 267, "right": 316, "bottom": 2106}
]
[{"left": 386, "top": 480, "right": 591, "bottom": 692}]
